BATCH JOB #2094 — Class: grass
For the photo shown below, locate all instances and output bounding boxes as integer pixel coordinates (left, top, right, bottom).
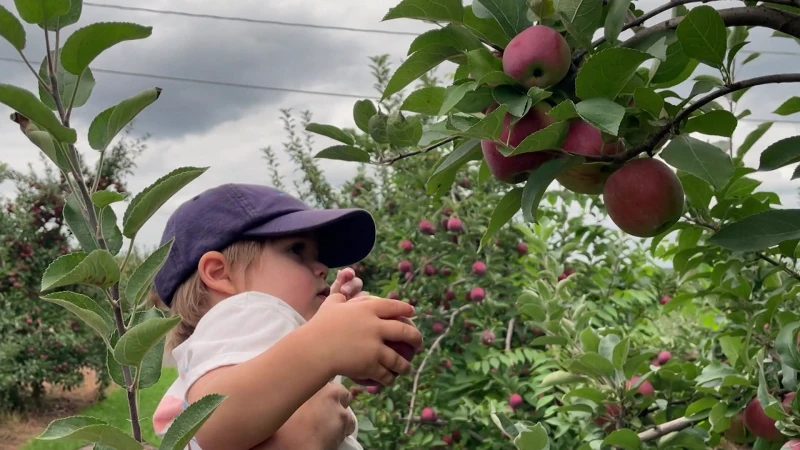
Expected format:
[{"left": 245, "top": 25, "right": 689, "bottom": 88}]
[{"left": 21, "top": 367, "right": 178, "bottom": 450}]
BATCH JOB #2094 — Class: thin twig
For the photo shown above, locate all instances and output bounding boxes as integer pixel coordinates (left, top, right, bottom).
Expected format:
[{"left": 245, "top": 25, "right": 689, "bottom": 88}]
[
  {"left": 404, "top": 304, "right": 472, "bottom": 434},
  {"left": 585, "top": 74, "right": 800, "bottom": 163},
  {"left": 380, "top": 136, "right": 457, "bottom": 164},
  {"left": 17, "top": 51, "right": 50, "bottom": 92}
]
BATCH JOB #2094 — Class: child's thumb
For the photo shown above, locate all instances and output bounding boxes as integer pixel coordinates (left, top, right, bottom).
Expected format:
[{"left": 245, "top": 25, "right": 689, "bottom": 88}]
[{"left": 324, "top": 293, "right": 348, "bottom": 305}]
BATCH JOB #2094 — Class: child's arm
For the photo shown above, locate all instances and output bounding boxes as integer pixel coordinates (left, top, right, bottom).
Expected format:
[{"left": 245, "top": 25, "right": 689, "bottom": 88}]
[{"left": 186, "top": 294, "right": 421, "bottom": 450}]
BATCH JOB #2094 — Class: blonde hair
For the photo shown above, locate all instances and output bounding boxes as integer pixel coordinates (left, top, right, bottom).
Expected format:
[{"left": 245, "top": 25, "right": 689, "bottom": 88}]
[{"left": 150, "top": 239, "right": 270, "bottom": 351}]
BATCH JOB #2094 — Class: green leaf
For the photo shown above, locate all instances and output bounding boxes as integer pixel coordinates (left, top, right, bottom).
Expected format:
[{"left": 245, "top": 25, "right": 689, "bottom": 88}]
[
  {"left": 504, "top": 121, "right": 570, "bottom": 156},
  {"left": 519, "top": 303, "right": 547, "bottom": 322},
  {"left": 427, "top": 139, "right": 481, "bottom": 195},
  {"left": 11, "top": 112, "right": 72, "bottom": 171},
  {"left": 440, "top": 82, "right": 479, "bottom": 116},
  {"left": 61, "top": 22, "right": 152, "bottom": 75},
  {"left": 408, "top": 24, "right": 482, "bottom": 54},
  {"left": 38, "top": 48, "right": 96, "bottom": 111},
  {"left": 125, "top": 239, "right": 174, "bottom": 312},
  {"left": 521, "top": 157, "right": 585, "bottom": 222},
  {"left": 675, "top": 5, "right": 727, "bottom": 68},
  {"left": 382, "top": 46, "right": 461, "bottom": 100},
  {"left": 463, "top": 5, "right": 510, "bottom": 48},
  {"left": 462, "top": 104, "right": 508, "bottom": 140},
  {"left": 40, "top": 0, "right": 81, "bottom": 31},
  {"left": 13, "top": 0, "right": 70, "bottom": 25},
  {"left": 41, "top": 250, "right": 120, "bottom": 291},
  {"left": 387, "top": 113, "right": 423, "bottom": 147},
  {"left": 540, "top": 371, "right": 587, "bottom": 387},
  {"left": 575, "top": 352, "right": 615, "bottom": 377},
  {"left": 633, "top": 87, "right": 664, "bottom": 118},
  {"left": 0, "top": 84, "right": 77, "bottom": 143},
  {"left": 726, "top": 40, "right": 749, "bottom": 72},
  {"left": 575, "top": 48, "right": 653, "bottom": 100},
  {"left": 479, "top": 187, "right": 523, "bottom": 251},
  {"left": 492, "top": 85, "right": 531, "bottom": 118},
  {"left": 157, "top": 394, "right": 227, "bottom": 450},
  {"left": 708, "top": 209, "right": 800, "bottom": 251},
  {"left": 758, "top": 136, "right": 800, "bottom": 172},
  {"left": 548, "top": 100, "right": 578, "bottom": 121},
  {"left": 353, "top": 100, "right": 377, "bottom": 133},
  {"left": 0, "top": 4, "right": 25, "bottom": 49},
  {"left": 368, "top": 112, "right": 390, "bottom": 144},
  {"left": 37, "top": 416, "right": 141, "bottom": 450},
  {"left": 718, "top": 336, "right": 742, "bottom": 368},
  {"left": 122, "top": 166, "right": 207, "bottom": 239},
  {"left": 575, "top": 98, "right": 626, "bottom": 136},
  {"left": 774, "top": 97, "right": 800, "bottom": 116},
  {"left": 776, "top": 322, "right": 800, "bottom": 371},
  {"left": 63, "top": 193, "right": 97, "bottom": 252},
  {"left": 651, "top": 42, "right": 697, "bottom": 87},
  {"left": 101, "top": 207, "right": 123, "bottom": 256},
  {"left": 556, "top": 0, "right": 603, "bottom": 45},
  {"left": 661, "top": 135, "right": 734, "bottom": 190},
  {"left": 401, "top": 87, "right": 446, "bottom": 115},
  {"left": 304, "top": 123, "right": 354, "bottom": 145},
  {"left": 737, "top": 122, "right": 773, "bottom": 160},
  {"left": 382, "top": 0, "right": 463, "bottom": 23},
  {"left": 456, "top": 86, "right": 495, "bottom": 113},
  {"left": 514, "top": 423, "right": 550, "bottom": 450},
  {"left": 92, "top": 191, "right": 127, "bottom": 209},
  {"left": 604, "top": 0, "right": 632, "bottom": 45},
  {"left": 114, "top": 316, "right": 181, "bottom": 366},
  {"left": 478, "top": 70, "right": 523, "bottom": 87},
  {"left": 580, "top": 327, "right": 601, "bottom": 353},
  {"left": 467, "top": 48, "right": 503, "bottom": 82},
  {"left": 532, "top": 336, "right": 568, "bottom": 346},
  {"left": 40, "top": 291, "right": 112, "bottom": 347},
  {"left": 475, "top": 0, "right": 531, "bottom": 40},
  {"left": 527, "top": 87, "right": 553, "bottom": 106},
  {"left": 134, "top": 308, "right": 168, "bottom": 389},
  {"left": 88, "top": 87, "right": 161, "bottom": 151},
  {"left": 683, "top": 110, "right": 737, "bottom": 137},
  {"left": 602, "top": 430, "right": 641, "bottom": 450}
]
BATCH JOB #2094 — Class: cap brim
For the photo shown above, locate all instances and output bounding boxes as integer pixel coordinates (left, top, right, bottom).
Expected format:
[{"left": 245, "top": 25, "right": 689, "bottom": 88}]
[{"left": 241, "top": 208, "right": 376, "bottom": 268}]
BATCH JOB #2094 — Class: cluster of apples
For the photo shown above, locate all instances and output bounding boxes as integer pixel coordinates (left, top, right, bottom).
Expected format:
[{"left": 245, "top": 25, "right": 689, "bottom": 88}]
[{"left": 481, "top": 25, "right": 685, "bottom": 238}]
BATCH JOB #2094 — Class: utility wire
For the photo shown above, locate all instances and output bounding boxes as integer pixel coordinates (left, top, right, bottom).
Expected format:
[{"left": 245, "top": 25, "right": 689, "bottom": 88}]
[
  {"left": 80, "top": 2, "right": 800, "bottom": 57},
  {"left": 82, "top": 2, "right": 422, "bottom": 36},
  {"left": 1, "top": 56, "right": 799, "bottom": 126}
]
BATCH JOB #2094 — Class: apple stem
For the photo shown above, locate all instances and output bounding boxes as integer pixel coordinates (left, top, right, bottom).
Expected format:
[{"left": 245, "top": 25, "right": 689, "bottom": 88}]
[{"left": 404, "top": 304, "right": 472, "bottom": 434}]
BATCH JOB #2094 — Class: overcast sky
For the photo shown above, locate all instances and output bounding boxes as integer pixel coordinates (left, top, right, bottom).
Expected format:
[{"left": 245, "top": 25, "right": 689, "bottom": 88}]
[{"left": 1, "top": 0, "right": 798, "bottom": 252}]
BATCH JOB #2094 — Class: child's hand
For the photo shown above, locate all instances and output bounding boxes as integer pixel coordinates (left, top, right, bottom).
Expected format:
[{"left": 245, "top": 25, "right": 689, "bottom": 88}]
[
  {"left": 330, "top": 268, "right": 367, "bottom": 299},
  {"left": 309, "top": 293, "right": 422, "bottom": 386}
]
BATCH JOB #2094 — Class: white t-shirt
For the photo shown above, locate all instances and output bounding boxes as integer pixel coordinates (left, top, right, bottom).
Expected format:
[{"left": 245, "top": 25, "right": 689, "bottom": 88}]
[{"left": 152, "top": 291, "right": 362, "bottom": 450}]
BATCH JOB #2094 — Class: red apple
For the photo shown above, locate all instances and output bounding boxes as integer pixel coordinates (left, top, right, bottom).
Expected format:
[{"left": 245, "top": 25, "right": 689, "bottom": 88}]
[
  {"left": 516, "top": 242, "right": 528, "bottom": 255},
  {"left": 398, "top": 260, "right": 412, "bottom": 273},
  {"left": 472, "top": 261, "right": 487, "bottom": 276},
  {"left": 743, "top": 396, "right": 784, "bottom": 441},
  {"left": 424, "top": 264, "right": 437, "bottom": 276},
  {"left": 387, "top": 291, "right": 400, "bottom": 300},
  {"left": 657, "top": 351, "right": 671, "bottom": 365},
  {"left": 432, "top": 322, "right": 445, "bottom": 334},
  {"left": 555, "top": 119, "right": 623, "bottom": 195},
  {"left": 509, "top": 393, "right": 524, "bottom": 410},
  {"left": 603, "top": 158, "right": 685, "bottom": 238},
  {"left": 400, "top": 239, "right": 413, "bottom": 253},
  {"left": 419, "top": 219, "right": 436, "bottom": 235},
  {"left": 784, "top": 439, "right": 800, "bottom": 449},
  {"left": 444, "top": 289, "right": 455, "bottom": 302},
  {"left": 723, "top": 412, "right": 751, "bottom": 444},
  {"left": 421, "top": 407, "right": 437, "bottom": 422},
  {"left": 594, "top": 403, "right": 621, "bottom": 430},
  {"left": 482, "top": 330, "right": 495, "bottom": 345},
  {"left": 442, "top": 435, "right": 453, "bottom": 445},
  {"left": 443, "top": 359, "right": 452, "bottom": 369},
  {"left": 366, "top": 385, "right": 381, "bottom": 394},
  {"left": 481, "top": 103, "right": 561, "bottom": 184},
  {"left": 502, "top": 25, "right": 571, "bottom": 89},
  {"left": 660, "top": 295, "right": 671, "bottom": 305},
  {"left": 626, "top": 376, "right": 654, "bottom": 397},
  {"left": 446, "top": 217, "right": 463, "bottom": 232},
  {"left": 470, "top": 287, "right": 486, "bottom": 302}
]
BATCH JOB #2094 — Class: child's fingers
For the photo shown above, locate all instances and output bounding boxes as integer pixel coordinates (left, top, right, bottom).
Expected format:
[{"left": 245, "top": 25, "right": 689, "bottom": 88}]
[
  {"left": 370, "top": 363, "right": 398, "bottom": 386},
  {"left": 365, "top": 298, "right": 417, "bottom": 319},
  {"left": 379, "top": 345, "right": 412, "bottom": 377},
  {"left": 330, "top": 268, "right": 355, "bottom": 296},
  {"left": 340, "top": 277, "right": 363, "bottom": 297},
  {"left": 379, "top": 319, "right": 424, "bottom": 350}
]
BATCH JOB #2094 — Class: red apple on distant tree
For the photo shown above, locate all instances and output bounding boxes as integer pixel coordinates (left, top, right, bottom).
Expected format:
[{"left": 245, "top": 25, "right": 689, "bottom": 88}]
[
  {"left": 443, "top": 359, "right": 452, "bottom": 369},
  {"left": 482, "top": 330, "right": 495, "bottom": 345},
  {"left": 660, "top": 295, "right": 671, "bottom": 305},
  {"left": 481, "top": 103, "right": 561, "bottom": 184},
  {"left": 470, "top": 287, "right": 486, "bottom": 302},
  {"left": 421, "top": 407, "right": 437, "bottom": 422},
  {"left": 594, "top": 403, "right": 621, "bottom": 430},
  {"left": 509, "top": 393, "right": 524, "bottom": 410},
  {"left": 432, "top": 322, "right": 445, "bottom": 334},
  {"left": 555, "top": 119, "right": 623, "bottom": 195},
  {"left": 502, "top": 25, "right": 571, "bottom": 89},
  {"left": 472, "top": 261, "right": 487, "bottom": 276},
  {"left": 657, "top": 351, "right": 671, "bottom": 365},
  {"left": 405, "top": 272, "right": 414, "bottom": 281},
  {"left": 419, "top": 219, "right": 436, "bottom": 235},
  {"left": 388, "top": 291, "right": 400, "bottom": 300},
  {"left": 398, "top": 260, "right": 412, "bottom": 273},
  {"left": 424, "top": 264, "right": 437, "bottom": 276},
  {"left": 603, "top": 158, "right": 685, "bottom": 238},
  {"left": 626, "top": 376, "right": 654, "bottom": 396},
  {"left": 446, "top": 217, "right": 463, "bottom": 232},
  {"left": 444, "top": 289, "right": 455, "bottom": 302},
  {"left": 442, "top": 435, "right": 453, "bottom": 445},
  {"left": 400, "top": 239, "right": 413, "bottom": 253},
  {"left": 441, "top": 267, "right": 452, "bottom": 276}
]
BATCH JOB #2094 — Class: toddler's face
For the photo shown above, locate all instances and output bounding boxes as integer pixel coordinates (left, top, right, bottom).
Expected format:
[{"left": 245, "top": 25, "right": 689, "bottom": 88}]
[{"left": 242, "top": 233, "right": 331, "bottom": 321}]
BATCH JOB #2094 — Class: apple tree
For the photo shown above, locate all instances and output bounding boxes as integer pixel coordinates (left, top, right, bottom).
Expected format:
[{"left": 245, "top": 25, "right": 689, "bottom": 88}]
[{"left": 304, "top": 1, "right": 800, "bottom": 449}]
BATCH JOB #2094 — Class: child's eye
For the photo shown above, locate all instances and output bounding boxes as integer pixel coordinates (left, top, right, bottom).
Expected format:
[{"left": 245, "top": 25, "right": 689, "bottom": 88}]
[{"left": 289, "top": 242, "right": 305, "bottom": 255}]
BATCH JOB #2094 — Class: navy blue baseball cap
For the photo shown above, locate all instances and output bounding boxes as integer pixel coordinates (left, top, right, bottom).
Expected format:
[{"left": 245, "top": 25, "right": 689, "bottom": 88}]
[{"left": 153, "top": 183, "right": 376, "bottom": 307}]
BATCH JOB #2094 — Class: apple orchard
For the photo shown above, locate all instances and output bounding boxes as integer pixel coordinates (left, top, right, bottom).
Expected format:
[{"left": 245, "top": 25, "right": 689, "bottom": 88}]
[{"left": 2, "top": 0, "right": 800, "bottom": 449}]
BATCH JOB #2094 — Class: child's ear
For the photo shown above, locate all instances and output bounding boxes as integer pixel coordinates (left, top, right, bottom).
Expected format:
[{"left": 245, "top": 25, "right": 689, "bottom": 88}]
[{"left": 197, "top": 251, "right": 239, "bottom": 296}]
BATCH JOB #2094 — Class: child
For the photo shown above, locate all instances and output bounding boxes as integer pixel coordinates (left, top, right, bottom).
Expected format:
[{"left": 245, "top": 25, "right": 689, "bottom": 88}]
[{"left": 149, "top": 183, "right": 423, "bottom": 450}]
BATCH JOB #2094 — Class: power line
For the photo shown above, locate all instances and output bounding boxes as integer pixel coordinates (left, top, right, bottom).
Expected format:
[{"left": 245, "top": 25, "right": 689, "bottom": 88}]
[
  {"left": 1, "top": 56, "right": 799, "bottom": 126},
  {"left": 81, "top": 3, "right": 800, "bottom": 57},
  {"left": 82, "top": 2, "right": 421, "bottom": 36},
  {"left": 0, "top": 56, "right": 380, "bottom": 99}
]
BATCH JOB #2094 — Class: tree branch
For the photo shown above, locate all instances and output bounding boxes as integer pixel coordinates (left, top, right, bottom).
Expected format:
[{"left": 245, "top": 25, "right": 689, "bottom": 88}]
[
  {"left": 638, "top": 417, "right": 693, "bottom": 441},
  {"left": 505, "top": 318, "right": 515, "bottom": 351},
  {"left": 622, "top": 6, "right": 800, "bottom": 51},
  {"left": 380, "top": 136, "right": 457, "bottom": 165},
  {"left": 586, "top": 73, "right": 800, "bottom": 163},
  {"left": 404, "top": 304, "right": 472, "bottom": 434}
]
